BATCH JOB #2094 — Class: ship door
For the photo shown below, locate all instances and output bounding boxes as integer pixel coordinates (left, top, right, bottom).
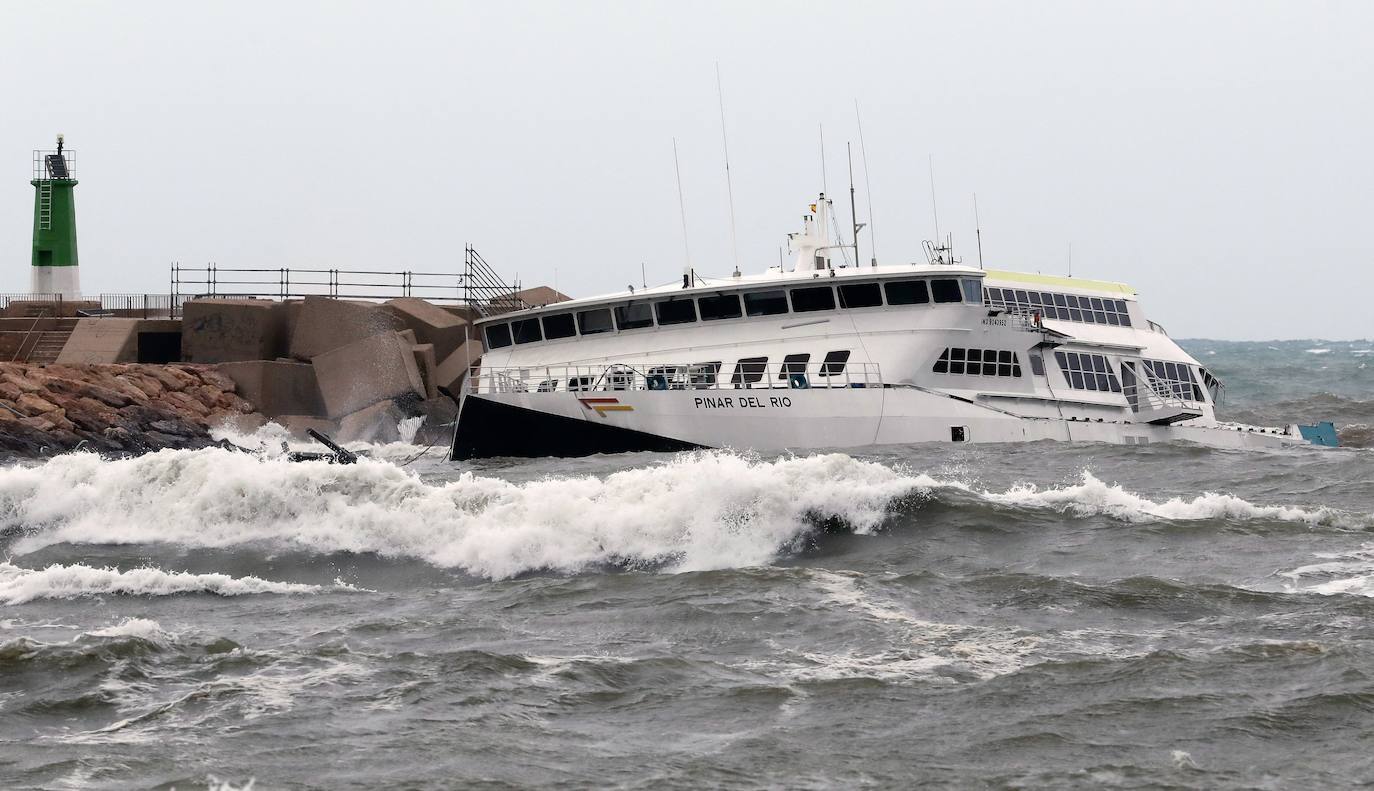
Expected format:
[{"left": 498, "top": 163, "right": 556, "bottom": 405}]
[{"left": 1121, "top": 361, "right": 1140, "bottom": 412}]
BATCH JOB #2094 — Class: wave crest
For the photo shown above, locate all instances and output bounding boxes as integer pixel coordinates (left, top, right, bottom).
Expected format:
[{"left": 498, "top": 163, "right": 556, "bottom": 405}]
[{"left": 0, "top": 561, "right": 332, "bottom": 605}]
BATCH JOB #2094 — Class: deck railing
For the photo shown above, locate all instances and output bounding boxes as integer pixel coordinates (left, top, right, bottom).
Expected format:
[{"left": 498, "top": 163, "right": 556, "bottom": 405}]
[{"left": 466, "top": 362, "right": 883, "bottom": 395}]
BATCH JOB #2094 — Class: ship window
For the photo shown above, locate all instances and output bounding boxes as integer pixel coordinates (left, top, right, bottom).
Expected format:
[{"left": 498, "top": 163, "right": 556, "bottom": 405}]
[
  {"left": 542, "top": 312, "right": 576, "bottom": 340},
  {"left": 820, "top": 350, "right": 851, "bottom": 376},
  {"left": 1054, "top": 351, "right": 1122, "bottom": 392},
  {"left": 961, "top": 279, "right": 982, "bottom": 303},
  {"left": 614, "top": 302, "right": 654, "bottom": 330},
  {"left": 838, "top": 282, "right": 883, "bottom": 308},
  {"left": 791, "top": 286, "right": 836, "bottom": 312},
  {"left": 655, "top": 299, "right": 697, "bottom": 326},
  {"left": 932, "top": 348, "right": 1022, "bottom": 377},
  {"left": 1029, "top": 353, "right": 1045, "bottom": 376},
  {"left": 484, "top": 323, "right": 512, "bottom": 349},
  {"left": 568, "top": 376, "right": 595, "bottom": 392},
  {"left": 731, "top": 356, "right": 768, "bottom": 386},
  {"left": 884, "top": 279, "right": 930, "bottom": 305},
  {"left": 577, "top": 308, "right": 613, "bottom": 335},
  {"left": 779, "top": 353, "right": 810, "bottom": 379},
  {"left": 689, "top": 361, "right": 721, "bottom": 388},
  {"left": 512, "top": 317, "right": 543, "bottom": 344},
  {"left": 1143, "top": 359, "right": 1204, "bottom": 401},
  {"left": 698, "top": 293, "right": 743, "bottom": 321},
  {"left": 932, "top": 279, "right": 964, "bottom": 303},
  {"left": 744, "top": 289, "right": 789, "bottom": 316},
  {"left": 536, "top": 379, "right": 559, "bottom": 392}
]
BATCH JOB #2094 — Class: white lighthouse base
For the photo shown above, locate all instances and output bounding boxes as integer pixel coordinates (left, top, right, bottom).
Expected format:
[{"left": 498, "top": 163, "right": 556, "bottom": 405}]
[{"left": 31, "top": 266, "right": 81, "bottom": 300}]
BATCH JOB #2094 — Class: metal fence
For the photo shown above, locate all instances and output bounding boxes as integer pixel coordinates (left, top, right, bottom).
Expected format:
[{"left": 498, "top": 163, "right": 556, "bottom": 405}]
[{"left": 169, "top": 245, "right": 530, "bottom": 317}]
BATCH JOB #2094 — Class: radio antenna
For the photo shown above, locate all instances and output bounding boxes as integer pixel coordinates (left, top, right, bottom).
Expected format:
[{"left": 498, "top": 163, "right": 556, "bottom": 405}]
[
  {"left": 673, "top": 138, "right": 692, "bottom": 275},
  {"left": 1067, "top": 242, "right": 1073, "bottom": 278},
  {"left": 848, "top": 142, "right": 861, "bottom": 269},
  {"left": 973, "top": 193, "right": 984, "bottom": 270},
  {"left": 819, "top": 124, "right": 829, "bottom": 195},
  {"left": 715, "top": 63, "right": 741, "bottom": 277},
  {"left": 927, "top": 154, "right": 941, "bottom": 242},
  {"left": 855, "top": 100, "right": 877, "bottom": 266}
]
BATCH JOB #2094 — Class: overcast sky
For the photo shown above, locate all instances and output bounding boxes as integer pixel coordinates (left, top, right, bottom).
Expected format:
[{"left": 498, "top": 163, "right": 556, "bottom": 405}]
[{"left": 3, "top": 1, "right": 1371, "bottom": 339}]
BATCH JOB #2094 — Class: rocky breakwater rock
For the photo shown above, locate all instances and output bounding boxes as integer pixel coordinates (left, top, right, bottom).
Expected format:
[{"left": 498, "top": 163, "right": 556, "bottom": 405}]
[{"left": 0, "top": 362, "right": 260, "bottom": 458}]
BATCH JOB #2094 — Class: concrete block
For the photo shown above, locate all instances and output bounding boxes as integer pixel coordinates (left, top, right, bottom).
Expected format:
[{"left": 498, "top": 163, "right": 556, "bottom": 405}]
[
  {"left": 336, "top": 400, "right": 405, "bottom": 444},
  {"left": 55, "top": 319, "right": 141, "bottom": 364},
  {"left": 216, "top": 360, "right": 326, "bottom": 418},
  {"left": 382, "top": 298, "right": 472, "bottom": 361},
  {"left": 311, "top": 331, "right": 425, "bottom": 418},
  {"left": 434, "top": 338, "right": 484, "bottom": 393},
  {"left": 181, "top": 299, "right": 287, "bottom": 363},
  {"left": 288, "top": 296, "right": 402, "bottom": 361},
  {"left": 411, "top": 343, "right": 438, "bottom": 400}
]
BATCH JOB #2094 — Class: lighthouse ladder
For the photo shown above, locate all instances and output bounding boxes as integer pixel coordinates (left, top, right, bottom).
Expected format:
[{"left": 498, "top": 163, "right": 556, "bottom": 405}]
[{"left": 38, "top": 182, "right": 52, "bottom": 231}]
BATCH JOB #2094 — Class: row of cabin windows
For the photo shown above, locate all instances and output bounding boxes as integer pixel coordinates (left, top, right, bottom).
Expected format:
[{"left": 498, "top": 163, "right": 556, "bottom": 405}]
[
  {"left": 484, "top": 278, "right": 982, "bottom": 349},
  {"left": 1055, "top": 351, "right": 1124, "bottom": 393},
  {"left": 985, "top": 287, "right": 1133, "bottom": 327},
  {"left": 557, "top": 351, "right": 853, "bottom": 391},
  {"left": 932, "top": 348, "right": 1023, "bottom": 377}
]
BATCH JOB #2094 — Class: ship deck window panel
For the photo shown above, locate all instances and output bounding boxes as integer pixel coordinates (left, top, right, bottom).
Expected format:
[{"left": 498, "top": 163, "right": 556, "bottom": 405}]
[
  {"left": 731, "top": 357, "right": 768, "bottom": 386},
  {"left": 689, "top": 362, "right": 721, "bottom": 388},
  {"left": 884, "top": 280, "right": 930, "bottom": 305},
  {"left": 932, "top": 279, "right": 964, "bottom": 303},
  {"left": 576, "top": 308, "right": 614, "bottom": 335},
  {"left": 932, "top": 347, "right": 1023, "bottom": 378},
  {"left": 779, "top": 353, "right": 811, "bottom": 379},
  {"left": 541, "top": 312, "right": 576, "bottom": 340},
  {"left": 485, "top": 323, "right": 512, "bottom": 349},
  {"left": 511, "top": 318, "right": 543, "bottom": 345},
  {"left": 655, "top": 299, "right": 698, "bottom": 326},
  {"left": 568, "top": 376, "right": 594, "bottom": 392},
  {"left": 614, "top": 302, "right": 654, "bottom": 331},
  {"left": 1029, "top": 353, "right": 1045, "bottom": 376},
  {"left": 1056, "top": 351, "right": 1123, "bottom": 392},
  {"left": 744, "top": 290, "right": 790, "bottom": 317},
  {"left": 961, "top": 279, "right": 983, "bottom": 304},
  {"left": 698, "top": 293, "right": 743, "bottom": 321},
  {"left": 820, "top": 350, "right": 851, "bottom": 376},
  {"left": 790, "top": 286, "right": 836, "bottom": 312},
  {"left": 838, "top": 282, "right": 883, "bottom": 309}
]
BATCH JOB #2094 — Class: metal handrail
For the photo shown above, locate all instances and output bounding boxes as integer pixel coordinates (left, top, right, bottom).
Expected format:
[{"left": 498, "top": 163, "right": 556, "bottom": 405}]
[{"left": 465, "top": 362, "right": 883, "bottom": 395}]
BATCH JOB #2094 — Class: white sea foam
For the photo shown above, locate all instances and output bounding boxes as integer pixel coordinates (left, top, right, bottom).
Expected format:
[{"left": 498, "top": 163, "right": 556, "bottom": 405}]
[
  {"left": 984, "top": 471, "right": 1359, "bottom": 527},
  {"left": 1306, "top": 348, "right": 1332, "bottom": 355},
  {"left": 86, "top": 617, "right": 170, "bottom": 642},
  {"left": 0, "top": 452, "right": 1361, "bottom": 580},
  {"left": 1279, "top": 545, "right": 1374, "bottom": 596},
  {"left": 0, "top": 449, "right": 935, "bottom": 579},
  {"left": 0, "top": 561, "right": 334, "bottom": 605}
]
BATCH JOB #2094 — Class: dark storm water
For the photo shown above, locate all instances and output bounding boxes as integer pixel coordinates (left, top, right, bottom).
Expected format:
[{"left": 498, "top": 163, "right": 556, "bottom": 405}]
[{"left": 2, "top": 340, "right": 1373, "bottom": 790}]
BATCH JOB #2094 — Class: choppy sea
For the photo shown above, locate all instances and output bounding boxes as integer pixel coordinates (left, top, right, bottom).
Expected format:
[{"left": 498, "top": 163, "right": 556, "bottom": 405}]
[{"left": 2, "top": 339, "right": 1373, "bottom": 790}]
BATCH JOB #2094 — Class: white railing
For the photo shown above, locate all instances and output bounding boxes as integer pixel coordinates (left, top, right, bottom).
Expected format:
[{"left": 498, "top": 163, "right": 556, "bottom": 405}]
[{"left": 465, "top": 361, "right": 883, "bottom": 395}]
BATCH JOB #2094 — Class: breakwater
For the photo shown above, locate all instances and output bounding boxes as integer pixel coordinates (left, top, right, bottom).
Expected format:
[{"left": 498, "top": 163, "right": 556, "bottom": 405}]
[{"left": 0, "top": 362, "right": 258, "bottom": 457}]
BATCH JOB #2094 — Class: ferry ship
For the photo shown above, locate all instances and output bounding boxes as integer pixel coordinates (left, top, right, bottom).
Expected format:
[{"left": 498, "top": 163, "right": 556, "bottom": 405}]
[{"left": 450, "top": 194, "right": 1337, "bottom": 459}]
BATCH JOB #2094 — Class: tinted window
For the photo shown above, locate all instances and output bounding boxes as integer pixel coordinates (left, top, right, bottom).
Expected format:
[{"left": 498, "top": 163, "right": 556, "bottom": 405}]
[
  {"left": 698, "top": 293, "right": 743, "bottom": 321},
  {"left": 689, "top": 361, "right": 721, "bottom": 388},
  {"left": 932, "top": 279, "right": 963, "bottom": 303},
  {"left": 744, "top": 290, "right": 789, "bottom": 316},
  {"left": 820, "top": 350, "right": 851, "bottom": 376},
  {"left": 542, "top": 312, "right": 576, "bottom": 340},
  {"left": 655, "top": 299, "right": 697, "bottom": 326},
  {"left": 614, "top": 302, "right": 653, "bottom": 330},
  {"left": 791, "top": 286, "right": 836, "bottom": 312},
  {"left": 838, "top": 282, "right": 883, "bottom": 309},
  {"left": 577, "top": 308, "right": 613, "bottom": 335},
  {"left": 731, "top": 357, "right": 768, "bottom": 385},
  {"left": 961, "top": 279, "right": 982, "bottom": 303},
  {"left": 484, "top": 323, "right": 512, "bottom": 349},
  {"left": 512, "top": 317, "right": 543, "bottom": 344},
  {"left": 779, "top": 353, "right": 810, "bottom": 379},
  {"left": 884, "top": 280, "right": 929, "bottom": 305}
]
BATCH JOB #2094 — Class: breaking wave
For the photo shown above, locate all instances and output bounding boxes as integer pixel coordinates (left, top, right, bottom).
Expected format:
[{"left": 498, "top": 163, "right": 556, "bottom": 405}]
[
  {"left": 0, "top": 561, "right": 336, "bottom": 605},
  {"left": 0, "top": 450, "right": 1365, "bottom": 580}
]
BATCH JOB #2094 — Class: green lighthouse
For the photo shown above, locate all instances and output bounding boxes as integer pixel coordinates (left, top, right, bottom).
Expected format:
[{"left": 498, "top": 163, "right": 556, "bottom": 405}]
[{"left": 30, "top": 134, "right": 81, "bottom": 298}]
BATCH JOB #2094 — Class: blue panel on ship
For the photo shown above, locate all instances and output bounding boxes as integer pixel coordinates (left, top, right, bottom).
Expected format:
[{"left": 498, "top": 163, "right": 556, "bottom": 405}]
[{"left": 1298, "top": 421, "right": 1340, "bottom": 447}]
